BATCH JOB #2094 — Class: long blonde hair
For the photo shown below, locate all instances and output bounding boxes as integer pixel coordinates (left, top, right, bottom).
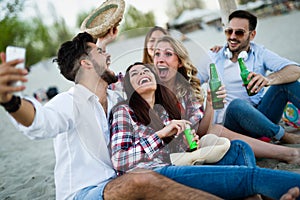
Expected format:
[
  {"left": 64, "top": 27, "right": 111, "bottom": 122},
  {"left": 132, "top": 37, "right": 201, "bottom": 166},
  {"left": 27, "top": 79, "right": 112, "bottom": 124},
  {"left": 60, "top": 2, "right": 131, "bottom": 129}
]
[{"left": 155, "top": 35, "right": 204, "bottom": 104}]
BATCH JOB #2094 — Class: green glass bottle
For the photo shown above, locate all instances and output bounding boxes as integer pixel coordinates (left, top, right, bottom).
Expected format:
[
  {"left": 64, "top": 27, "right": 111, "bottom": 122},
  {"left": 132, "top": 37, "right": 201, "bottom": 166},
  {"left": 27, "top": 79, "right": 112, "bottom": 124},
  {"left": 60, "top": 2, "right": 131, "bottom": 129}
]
[
  {"left": 209, "top": 63, "right": 224, "bottom": 109},
  {"left": 238, "top": 58, "right": 255, "bottom": 96},
  {"left": 184, "top": 124, "right": 197, "bottom": 151}
]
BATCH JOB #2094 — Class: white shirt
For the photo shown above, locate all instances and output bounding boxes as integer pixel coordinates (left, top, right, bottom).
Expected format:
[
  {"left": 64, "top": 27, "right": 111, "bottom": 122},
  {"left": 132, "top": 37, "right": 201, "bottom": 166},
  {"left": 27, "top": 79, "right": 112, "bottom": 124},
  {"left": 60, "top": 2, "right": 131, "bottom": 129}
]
[{"left": 10, "top": 84, "right": 123, "bottom": 200}]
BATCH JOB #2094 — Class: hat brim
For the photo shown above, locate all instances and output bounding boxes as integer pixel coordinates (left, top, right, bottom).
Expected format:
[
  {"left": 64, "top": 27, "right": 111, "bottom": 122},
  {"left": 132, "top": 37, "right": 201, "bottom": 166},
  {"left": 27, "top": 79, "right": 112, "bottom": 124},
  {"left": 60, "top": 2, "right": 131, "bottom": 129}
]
[
  {"left": 170, "top": 134, "right": 231, "bottom": 166},
  {"left": 80, "top": 0, "right": 125, "bottom": 38}
]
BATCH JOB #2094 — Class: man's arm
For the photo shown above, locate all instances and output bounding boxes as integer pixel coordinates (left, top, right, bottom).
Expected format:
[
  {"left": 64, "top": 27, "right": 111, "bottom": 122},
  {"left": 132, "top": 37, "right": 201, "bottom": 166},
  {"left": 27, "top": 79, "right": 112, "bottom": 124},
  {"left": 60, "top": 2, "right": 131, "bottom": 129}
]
[
  {"left": 96, "top": 27, "right": 119, "bottom": 52},
  {"left": 0, "top": 52, "right": 35, "bottom": 127},
  {"left": 266, "top": 65, "right": 300, "bottom": 86},
  {"left": 248, "top": 64, "right": 300, "bottom": 93}
]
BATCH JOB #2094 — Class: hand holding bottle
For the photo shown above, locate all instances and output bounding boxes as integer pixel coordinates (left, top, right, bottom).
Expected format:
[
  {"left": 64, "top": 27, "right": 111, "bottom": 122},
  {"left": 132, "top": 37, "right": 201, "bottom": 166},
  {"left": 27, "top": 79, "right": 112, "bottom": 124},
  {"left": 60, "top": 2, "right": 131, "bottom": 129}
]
[
  {"left": 156, "top": 119, "right": 191, "bottom": 139},
  {"left": 206, "top": 86, "right": 227, "bottom": 107},
  {"left": 183, "top": 124, "right": 198, "bottom": 151},
  {"left": 209, "top": 63, "right": 225, "bottom": 109},
  {"left": 246, "top": 72, "right": 270, "bottom": 94}
]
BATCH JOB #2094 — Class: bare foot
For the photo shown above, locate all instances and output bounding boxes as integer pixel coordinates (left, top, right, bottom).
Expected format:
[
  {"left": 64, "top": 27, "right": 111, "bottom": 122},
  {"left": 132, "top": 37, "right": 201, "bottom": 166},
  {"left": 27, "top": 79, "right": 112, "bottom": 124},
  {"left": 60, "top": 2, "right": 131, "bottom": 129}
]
[
  {"left": 285, "top": 148, "right": 300, "bottom": 165},
  {"left": 280, "top": 187, "right": 300, "bottom": 200},
  {"left": 281, "top": 132, "right": 300, "bottom": 144}
]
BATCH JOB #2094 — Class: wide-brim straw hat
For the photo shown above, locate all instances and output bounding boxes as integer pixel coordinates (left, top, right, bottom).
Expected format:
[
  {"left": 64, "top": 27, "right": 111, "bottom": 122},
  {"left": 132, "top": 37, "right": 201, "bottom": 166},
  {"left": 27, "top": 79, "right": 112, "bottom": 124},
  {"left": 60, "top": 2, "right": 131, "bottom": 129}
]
[
  {"left": 80, "top": 0, "right": 125, "bottom": 38},
  {"left": 170, "top": 134, "right": 231, "bottom": 166}
]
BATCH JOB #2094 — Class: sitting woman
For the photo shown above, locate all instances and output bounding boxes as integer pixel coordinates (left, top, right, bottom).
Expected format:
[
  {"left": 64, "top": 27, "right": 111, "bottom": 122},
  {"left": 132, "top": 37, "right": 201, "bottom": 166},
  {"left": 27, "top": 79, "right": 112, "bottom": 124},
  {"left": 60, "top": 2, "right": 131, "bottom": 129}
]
[
  {"left": 110, "top": 62, "right": 300, "bottom": 200},
  {"left": 152, "top": 35, "right": 300, "bottom": 165}
]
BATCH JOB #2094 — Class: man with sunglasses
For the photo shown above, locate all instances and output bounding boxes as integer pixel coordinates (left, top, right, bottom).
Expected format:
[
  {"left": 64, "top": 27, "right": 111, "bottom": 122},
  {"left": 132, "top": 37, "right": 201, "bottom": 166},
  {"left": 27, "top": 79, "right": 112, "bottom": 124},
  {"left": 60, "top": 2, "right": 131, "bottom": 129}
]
[{"left": 197, "top": 10, "right": 300, "bottom": 144}]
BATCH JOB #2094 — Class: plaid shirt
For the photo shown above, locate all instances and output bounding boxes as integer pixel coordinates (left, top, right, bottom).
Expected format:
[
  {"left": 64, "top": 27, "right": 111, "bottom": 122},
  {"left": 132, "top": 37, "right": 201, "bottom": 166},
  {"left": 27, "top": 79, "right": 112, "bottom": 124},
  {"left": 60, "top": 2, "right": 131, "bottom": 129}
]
[{"left": 110, "top": 90, "right": 204, "bottom": 174}]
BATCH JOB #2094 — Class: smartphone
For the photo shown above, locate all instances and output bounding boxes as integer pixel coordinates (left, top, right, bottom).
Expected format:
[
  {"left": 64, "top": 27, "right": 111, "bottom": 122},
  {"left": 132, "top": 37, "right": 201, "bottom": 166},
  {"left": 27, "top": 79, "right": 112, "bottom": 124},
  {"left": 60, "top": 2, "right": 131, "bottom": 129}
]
[{"left": 6, "top": 46, "right": 26, "bottom": 88}]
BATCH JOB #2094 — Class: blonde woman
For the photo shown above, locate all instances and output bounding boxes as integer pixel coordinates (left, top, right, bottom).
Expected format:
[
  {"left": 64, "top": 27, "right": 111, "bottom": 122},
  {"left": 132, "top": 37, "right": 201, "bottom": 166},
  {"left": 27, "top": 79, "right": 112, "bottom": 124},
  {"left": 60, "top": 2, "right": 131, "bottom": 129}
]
[{"left": 153, "top": 35, "right": 300, "bottom": 164}]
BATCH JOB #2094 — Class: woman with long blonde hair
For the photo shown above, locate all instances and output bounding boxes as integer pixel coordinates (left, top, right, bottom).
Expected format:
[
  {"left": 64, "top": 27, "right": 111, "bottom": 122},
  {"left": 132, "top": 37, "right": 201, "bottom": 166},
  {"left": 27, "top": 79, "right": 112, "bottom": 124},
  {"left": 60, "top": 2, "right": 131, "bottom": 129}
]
[{"left": 153, "top": 35, "right": 300, "bottom": 165}]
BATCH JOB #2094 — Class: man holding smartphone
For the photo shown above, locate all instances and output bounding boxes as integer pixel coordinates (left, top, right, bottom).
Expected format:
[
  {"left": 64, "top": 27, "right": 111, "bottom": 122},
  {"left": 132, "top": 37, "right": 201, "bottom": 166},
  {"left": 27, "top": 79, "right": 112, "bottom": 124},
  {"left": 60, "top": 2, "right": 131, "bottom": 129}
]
[
  {"left": 0, "top": 31, "right": 222, "bottom": 200},
  {"left": 5, "top": 46, "right": 26, "bottom": 90}
]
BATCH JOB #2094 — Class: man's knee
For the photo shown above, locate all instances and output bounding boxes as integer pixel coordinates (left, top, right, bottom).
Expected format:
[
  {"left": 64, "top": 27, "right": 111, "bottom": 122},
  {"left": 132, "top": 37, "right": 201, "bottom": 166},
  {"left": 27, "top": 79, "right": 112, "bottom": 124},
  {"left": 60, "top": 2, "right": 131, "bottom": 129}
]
[
  {"left": 226, "top": 99, "right": 252, "bottom": 117},
  {"left": 104, "top": 170, "right": 160, "bottom": 199},
  {"left": 227, "top": 99, "right": 247, "bottom": 110},
  {"left": 127, "top": 169, "right": 161, "bottom": 187}
]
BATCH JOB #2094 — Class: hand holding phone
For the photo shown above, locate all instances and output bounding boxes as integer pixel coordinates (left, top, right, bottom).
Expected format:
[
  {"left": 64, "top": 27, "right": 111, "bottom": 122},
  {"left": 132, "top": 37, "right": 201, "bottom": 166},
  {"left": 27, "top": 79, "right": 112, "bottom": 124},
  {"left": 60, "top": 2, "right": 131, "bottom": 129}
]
[
  {"left": 5, "top": 46, "right": 26, "bottom": 87},
  {"left": 6, "top": 46, "right": 26, "bottom": 67}
]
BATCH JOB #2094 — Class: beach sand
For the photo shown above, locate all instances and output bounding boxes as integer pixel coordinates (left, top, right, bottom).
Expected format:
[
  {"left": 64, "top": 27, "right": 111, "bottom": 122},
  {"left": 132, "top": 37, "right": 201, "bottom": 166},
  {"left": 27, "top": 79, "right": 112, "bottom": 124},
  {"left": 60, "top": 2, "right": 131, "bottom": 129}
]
[{"left": 1, "top": 10, "right": 300, "bottom": 200}]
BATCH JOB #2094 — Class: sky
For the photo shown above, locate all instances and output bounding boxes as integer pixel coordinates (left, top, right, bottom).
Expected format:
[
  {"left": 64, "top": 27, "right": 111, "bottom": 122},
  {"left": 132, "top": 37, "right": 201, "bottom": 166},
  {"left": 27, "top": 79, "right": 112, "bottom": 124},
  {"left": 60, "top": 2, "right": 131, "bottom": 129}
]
[{"left": 24, "top": 0, "right": 220, "bottom": 29}]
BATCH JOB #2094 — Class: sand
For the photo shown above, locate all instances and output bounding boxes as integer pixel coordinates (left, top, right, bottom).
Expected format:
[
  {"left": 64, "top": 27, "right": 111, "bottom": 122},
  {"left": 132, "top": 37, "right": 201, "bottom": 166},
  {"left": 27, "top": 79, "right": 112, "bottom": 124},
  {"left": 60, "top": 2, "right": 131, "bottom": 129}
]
[{"left": 0, "top": 10, "right": 300, "bottom": 200}]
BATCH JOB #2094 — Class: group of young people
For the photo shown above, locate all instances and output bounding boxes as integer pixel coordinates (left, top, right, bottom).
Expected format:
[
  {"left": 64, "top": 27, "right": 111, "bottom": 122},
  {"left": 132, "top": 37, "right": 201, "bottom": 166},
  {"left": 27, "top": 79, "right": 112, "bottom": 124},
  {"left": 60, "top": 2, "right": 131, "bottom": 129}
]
[{"left": 0, "top": 9, "right": 300, "bottom": 200}]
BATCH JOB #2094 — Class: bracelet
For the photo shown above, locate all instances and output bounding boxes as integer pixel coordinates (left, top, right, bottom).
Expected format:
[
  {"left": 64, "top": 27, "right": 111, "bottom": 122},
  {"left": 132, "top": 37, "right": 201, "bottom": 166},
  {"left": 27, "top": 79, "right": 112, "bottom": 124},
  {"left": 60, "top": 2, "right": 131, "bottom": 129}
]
[{"left": 0, "top": 95, "right": 21, "bottom": 113}]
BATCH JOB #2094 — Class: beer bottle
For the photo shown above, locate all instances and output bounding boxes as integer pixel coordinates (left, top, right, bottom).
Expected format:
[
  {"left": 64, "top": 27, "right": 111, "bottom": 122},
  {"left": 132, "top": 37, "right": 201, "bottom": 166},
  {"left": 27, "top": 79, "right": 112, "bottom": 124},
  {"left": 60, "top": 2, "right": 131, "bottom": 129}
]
[
  {"left": 238, "top": 58, "right": 255, "bottom": 96},
  {"left": 209, "top": 63, "right": 224, "bottom": 109},
  {"left": 184, "top": 124, "right": 197, "bottom": 151}
]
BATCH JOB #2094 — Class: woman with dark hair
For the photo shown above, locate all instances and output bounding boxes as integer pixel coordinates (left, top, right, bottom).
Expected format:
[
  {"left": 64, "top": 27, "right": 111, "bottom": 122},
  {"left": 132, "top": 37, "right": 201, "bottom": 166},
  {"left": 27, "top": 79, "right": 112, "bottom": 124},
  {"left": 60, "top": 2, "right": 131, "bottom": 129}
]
[
  {"left": 110, "top": 62, "right": 300, "bottom": 200},
  {"left": 142, "top": 26, "right": 169, "bottom": 64}
]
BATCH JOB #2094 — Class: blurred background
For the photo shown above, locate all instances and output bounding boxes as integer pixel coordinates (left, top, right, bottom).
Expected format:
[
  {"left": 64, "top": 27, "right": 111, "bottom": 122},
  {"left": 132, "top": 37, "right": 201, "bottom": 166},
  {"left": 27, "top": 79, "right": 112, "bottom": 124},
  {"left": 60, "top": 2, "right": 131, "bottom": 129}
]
[{"left": 1, "top": 0, "right": 299, "bottom": 67}]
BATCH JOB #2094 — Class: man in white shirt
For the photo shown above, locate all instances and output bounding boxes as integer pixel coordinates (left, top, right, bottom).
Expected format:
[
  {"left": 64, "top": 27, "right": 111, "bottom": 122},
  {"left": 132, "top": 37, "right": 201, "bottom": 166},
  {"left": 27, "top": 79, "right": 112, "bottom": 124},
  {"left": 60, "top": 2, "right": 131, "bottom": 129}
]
[{"left": 0, "top": 30, "right": 221, "bottom": 200}]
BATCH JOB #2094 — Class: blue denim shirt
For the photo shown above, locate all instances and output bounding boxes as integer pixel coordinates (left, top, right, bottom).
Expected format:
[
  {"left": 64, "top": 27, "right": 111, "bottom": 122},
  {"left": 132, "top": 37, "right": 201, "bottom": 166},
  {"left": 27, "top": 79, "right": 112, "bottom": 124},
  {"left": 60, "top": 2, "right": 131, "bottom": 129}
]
[{"left": 198, "top": 42, "right": 299, "bottom": 106}]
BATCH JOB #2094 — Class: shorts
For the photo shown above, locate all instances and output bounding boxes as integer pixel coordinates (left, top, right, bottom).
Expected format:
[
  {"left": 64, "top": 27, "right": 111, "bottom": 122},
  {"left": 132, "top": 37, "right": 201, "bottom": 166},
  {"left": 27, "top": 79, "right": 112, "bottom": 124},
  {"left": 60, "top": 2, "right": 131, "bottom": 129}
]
[{"left": 73, "top": 179, "right": 111, "bottom": 200}]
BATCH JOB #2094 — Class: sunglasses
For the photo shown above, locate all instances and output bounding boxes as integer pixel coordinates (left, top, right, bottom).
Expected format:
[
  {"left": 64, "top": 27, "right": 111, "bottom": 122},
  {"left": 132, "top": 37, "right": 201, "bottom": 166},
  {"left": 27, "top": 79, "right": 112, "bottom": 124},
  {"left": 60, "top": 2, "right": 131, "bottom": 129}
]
[{"left": 224, "top": 28, "right": 251, "bottom": 37}]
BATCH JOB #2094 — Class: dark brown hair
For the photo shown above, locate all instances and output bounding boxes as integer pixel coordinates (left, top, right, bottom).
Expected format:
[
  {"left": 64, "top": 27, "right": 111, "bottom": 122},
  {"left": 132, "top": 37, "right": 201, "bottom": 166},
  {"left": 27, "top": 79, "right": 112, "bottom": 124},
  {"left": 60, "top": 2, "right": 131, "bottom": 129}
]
[
  {"left": 142, "top": 26, "right": 169, "bottom": 64},
  {"left": 229, "top": 10, "right": 257, "bottom": 31},
  {"left": 53, "top": 32, "right": 95, "bottom": 81},
  {"left": 123, "top": 62, "right": 181, "bottom": 131}
]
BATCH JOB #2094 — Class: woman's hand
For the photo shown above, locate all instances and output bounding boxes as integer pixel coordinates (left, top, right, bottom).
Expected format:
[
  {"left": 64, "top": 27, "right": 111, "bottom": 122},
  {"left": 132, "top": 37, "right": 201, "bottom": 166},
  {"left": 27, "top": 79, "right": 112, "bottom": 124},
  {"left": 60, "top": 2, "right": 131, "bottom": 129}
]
[
  {"left": 182, "top": 129, "right": 200, "bottom": 148},
  {"left": 206, "top": 85, "right": 227, "bottom": 106},
  {"left": 156, "top": 119, "right": 191, "bottom": 139},
  {"left": 216, "top": 85, "right": 227, "bottom": 104}
]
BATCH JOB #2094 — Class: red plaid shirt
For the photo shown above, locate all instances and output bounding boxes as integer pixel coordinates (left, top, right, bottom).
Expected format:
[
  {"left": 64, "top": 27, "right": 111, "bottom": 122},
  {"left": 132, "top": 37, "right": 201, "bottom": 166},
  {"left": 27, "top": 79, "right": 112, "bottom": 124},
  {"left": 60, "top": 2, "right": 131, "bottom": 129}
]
[{"left": 110, "top": 90, "right": 204, "bottom": 174}]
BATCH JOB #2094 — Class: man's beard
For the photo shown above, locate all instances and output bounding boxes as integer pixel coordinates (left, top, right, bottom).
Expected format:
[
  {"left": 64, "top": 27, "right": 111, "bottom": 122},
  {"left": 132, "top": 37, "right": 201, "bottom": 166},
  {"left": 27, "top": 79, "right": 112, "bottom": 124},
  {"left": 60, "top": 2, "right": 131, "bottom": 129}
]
[
  {"left": 229, "top": 35, "right": 251, "bottom": 54},
  {"left": 91, "top": 59, "right": 118, "bottom": 85},
  {"left": 101, "top": 70, "right": 118, "bottom": 85}
]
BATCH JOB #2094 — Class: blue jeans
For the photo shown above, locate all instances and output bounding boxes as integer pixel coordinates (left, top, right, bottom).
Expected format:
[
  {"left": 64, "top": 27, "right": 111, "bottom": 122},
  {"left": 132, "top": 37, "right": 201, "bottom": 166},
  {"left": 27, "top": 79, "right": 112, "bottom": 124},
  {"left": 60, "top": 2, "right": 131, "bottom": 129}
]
[
  {"left": 73, "top": 179, "right": 111, "bottom": 200},
  {"left": 73, "top": 140, "right": 253, "bottom": 199},
  {"left": 214, "top": 140, "right": 256, "bottom": 167},
  {"left": 154, "top": 141, "right": 299, "bottom": 199},
  {"left": 154, "top": 165, "right": 300, "bottom": 199},
  {"left": 224, "top": 81, "right": 300, "bottom": 140}
]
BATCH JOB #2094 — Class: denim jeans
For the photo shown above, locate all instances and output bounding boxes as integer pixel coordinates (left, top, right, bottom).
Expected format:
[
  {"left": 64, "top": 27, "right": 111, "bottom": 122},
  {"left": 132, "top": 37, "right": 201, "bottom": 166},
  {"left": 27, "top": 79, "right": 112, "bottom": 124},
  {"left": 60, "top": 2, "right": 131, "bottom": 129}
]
[
  {"left": 214, "top": 140, "right": 256, "bottom": 167},
  {"left": 73, "top": 140, "right": 253, "bottom": 199},
  {"left": 73, "top": 179, "right": 111, "bottom": 200},
  {"left": 154, "top": 140, "right": 300, "bottom": 199},
  {"left": 154, "top": 165, "right": 300, "bottom": 199},
  {"left": 224, "top": 81, "right": 300, "bottom": 140}
]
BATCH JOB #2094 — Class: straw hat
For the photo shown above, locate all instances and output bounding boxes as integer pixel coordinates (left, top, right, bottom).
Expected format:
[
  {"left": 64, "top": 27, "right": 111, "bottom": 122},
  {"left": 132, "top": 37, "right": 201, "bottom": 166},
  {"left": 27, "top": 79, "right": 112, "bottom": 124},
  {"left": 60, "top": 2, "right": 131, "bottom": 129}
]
[
  {"left": 170, "top": 134, "right": 231, "bottom": 166},
  {"left": 80, "top": 0, "right": 125, "bottom": 38}
]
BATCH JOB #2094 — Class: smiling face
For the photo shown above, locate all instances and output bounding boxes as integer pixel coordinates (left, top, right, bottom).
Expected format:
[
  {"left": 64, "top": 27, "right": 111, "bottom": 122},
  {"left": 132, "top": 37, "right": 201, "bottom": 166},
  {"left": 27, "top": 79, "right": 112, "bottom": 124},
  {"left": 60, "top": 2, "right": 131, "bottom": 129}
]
[
  {"left": 147, "top": 30, "right": 167, "bottom": 58},
  {"left": 153, "top": 41, "right": 181, "bottom": 85},
  {"left": 128, "top": 64, "right": 157, "bottom": 95},
  {"left": 87, "top": 43, "right": 117, "bottom": 84},
  {"left": 226, "top": 18, "right": 256, "bottom": 55}
]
